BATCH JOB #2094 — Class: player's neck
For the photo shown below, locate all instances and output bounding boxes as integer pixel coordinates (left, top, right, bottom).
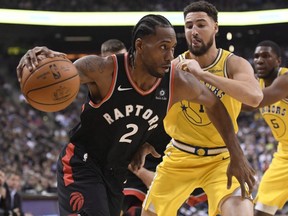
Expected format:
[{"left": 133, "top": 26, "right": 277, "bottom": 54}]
[
  {"left": 129, "top": 65, "right": 159, "bottom": 91},
  {"left": 263, "top": 67, "right": 279, "bottom": 87},
  {"left": 189, "top": 47, "right": 219, "bottom": 68}
]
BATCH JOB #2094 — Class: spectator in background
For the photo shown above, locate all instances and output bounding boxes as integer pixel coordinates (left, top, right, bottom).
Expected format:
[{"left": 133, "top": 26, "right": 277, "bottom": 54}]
[
  {"left": 242, "top": 40, "right": 288, "bottom": 216},
  {"left": 101, "top": 39, "right": 127, "bottom": 57},
  {"left": 0, "top": 170, "right": 6, "bottom": 215},
  {"left": 0, "top": 170, "right": 24, "bottom": 216}
]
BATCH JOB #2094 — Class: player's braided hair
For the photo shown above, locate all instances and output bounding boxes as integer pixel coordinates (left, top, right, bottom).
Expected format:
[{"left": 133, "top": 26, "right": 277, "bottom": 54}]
[{"left": 128, "top": 14, "right": 173, "bottom": 68}]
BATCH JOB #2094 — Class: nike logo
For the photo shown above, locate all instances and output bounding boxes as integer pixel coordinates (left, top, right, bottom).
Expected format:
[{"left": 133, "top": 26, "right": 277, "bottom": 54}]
[{"left": 117, "top": 85, "right": 133, "bottom": 91}]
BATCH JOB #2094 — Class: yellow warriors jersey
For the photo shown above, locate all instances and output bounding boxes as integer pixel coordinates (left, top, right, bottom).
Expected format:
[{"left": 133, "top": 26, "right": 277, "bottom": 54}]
[
  {"left": 164, "top": 49, "right": 241, "bottom": 148},
  {"left": 259, "top": 68, "right": 288, "bottom": 148}
]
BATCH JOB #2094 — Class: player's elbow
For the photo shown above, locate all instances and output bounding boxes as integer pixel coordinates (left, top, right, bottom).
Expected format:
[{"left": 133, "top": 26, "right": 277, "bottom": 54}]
[{"left": 248, "top": 91, "right": 263, "bottom": 107}]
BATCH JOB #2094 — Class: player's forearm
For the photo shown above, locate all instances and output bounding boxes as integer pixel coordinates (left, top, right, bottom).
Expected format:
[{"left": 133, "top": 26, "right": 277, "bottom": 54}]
[
  {"left": 206, "top": 101, "right": 243, "bottom": 158},
  {"left": 134, "top": 168, "right": 155, "bottom": 189},
  {"left": 200, "top": 71, "right": 263, "bottom": 107}
]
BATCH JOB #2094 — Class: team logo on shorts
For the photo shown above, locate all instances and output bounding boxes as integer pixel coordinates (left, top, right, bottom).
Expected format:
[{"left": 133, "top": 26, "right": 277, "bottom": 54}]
[{"left": 70, "top": 191, "right": 84, "bottom": 212}]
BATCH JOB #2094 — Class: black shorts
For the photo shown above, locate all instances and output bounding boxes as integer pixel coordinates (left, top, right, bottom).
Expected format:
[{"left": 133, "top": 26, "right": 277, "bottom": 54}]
[{"left": 57, "top": 143, "right": 127, "bottom": 216}]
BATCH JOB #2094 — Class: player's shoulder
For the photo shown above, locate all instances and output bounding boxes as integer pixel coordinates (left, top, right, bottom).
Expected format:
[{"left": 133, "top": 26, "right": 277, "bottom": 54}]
[
  {"left": 280, "top": 67, "right": 288, "bottom": 75},
  {"left": 75, "top": 54, "right": 115, "bottom": 66},
  {"left": 173, "top": 50, "right": 190, "bottom": 65},
  {"left": 75, "top": 54, "right": 115, "bottom": 73},
  {"left": 225, "top": 51, "right": 250, "bottom": 68},
  {"left": 73, "top": 54, "right": 116, "bottom": 85}
]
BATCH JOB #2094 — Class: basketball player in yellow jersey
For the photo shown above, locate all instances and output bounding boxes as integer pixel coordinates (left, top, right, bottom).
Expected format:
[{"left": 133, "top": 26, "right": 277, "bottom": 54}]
[
  {"left": 142, "top": 1, "right": 263, "bottom": 216},
  {"left": 242, "top": 40, "right": 288, "bottom": 216}
]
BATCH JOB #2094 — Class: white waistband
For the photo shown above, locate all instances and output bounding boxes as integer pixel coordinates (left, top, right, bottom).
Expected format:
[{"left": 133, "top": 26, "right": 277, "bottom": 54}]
[{"left": 171, "top": 139, "right": 228, "bottom": 156}]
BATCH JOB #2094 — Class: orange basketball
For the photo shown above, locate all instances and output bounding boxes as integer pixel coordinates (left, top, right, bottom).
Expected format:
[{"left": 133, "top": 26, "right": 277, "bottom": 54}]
[{"left": 20, "top": 56, "right": 80, "bottom": 112}]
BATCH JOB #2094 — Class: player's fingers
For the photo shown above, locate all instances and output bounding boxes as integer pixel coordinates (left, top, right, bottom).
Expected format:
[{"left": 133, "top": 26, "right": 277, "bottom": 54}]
[
  {"left": 26, "top": 50, "right": 39, "bottom": 69},
  {"left": 34, "top": 46, "right": 53, "bottom": 58},
  {"left": 129, "top": 155, "right": 139, "bottom": 171},
  {"left": 176, "top": 62, "right": 187, "bottom": 71},
  {"left": 54, "top": 51, "right": 67, "bottom": 58},
  {"left": 135, "top": 154, "right": 145, "bottom": 170},
  {"left": 246, "top": 176, "right": 255, "bottom": 194},
  {"left": 226, "top": 174, "right": 232, "bottom": 189},
  {"left": 240, "top": 181, "right": 246, "bottom": 198},
  {"left": 38, "top": 46, "right": 66, "bottom": 58},
  {"left": 129, "top": 161, "right": 137, "bottom": 172},
  {"left": 38, "top": 54, "right": 47, "bottom": 61},
  {"left": 150, "top": 149, "right": 161, "bottom": 158}
]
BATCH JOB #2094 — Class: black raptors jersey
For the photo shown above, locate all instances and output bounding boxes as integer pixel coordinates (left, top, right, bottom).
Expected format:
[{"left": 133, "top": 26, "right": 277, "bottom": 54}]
[{"left": 70, "top": 53, "right": 172, "bottom": 169}]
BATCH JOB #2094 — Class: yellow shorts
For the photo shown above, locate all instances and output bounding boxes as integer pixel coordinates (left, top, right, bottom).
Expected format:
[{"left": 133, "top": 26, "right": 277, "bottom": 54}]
[
  {"left": 143, "top": 143, "right": 241, "bottom": 216},
  {"left": 255, "top": 146, "right": 288, "bottom": 209}
]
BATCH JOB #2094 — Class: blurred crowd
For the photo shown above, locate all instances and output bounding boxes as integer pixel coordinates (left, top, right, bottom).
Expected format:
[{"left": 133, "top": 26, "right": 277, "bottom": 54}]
[
  {"left": 0, "top": 0, "right": 288, "bottom": 12},
  {"left": 0, "top": 59, "right": 87, "bottom": 197}
]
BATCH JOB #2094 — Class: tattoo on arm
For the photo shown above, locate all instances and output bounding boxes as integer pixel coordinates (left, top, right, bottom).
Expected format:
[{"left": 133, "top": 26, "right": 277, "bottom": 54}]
[{"left": 78, "top": 56, "right": 105, "bottom": 76}]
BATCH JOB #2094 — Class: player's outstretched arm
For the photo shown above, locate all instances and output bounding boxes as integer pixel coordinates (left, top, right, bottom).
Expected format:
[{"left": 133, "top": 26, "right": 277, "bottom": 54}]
[
  {"left": 16, "top": 46, "right": 115, "bottom": 96},
  {"left": 200, "top": 88, "right": 255, "bottom": 197},
  {"left": 242, "top": 72, "right": 288, "bottom": 112},
  {"left": 175, "top": 56, "right": 263, "bottom": 107}
]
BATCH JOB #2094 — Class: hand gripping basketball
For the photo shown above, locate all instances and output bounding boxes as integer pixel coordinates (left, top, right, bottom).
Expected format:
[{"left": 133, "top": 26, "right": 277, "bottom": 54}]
[{"left": 20, "top": 56, "right": 80, "bottom": 112}]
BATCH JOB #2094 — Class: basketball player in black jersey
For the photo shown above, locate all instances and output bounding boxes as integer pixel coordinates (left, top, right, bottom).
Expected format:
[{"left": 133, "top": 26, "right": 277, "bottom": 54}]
[{"left": 16, "top": 14, "right": 255, "bottom": 216}]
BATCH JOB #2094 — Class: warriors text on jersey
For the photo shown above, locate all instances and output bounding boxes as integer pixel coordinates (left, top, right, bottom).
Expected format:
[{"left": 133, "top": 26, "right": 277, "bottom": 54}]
[
  {"left": 70, "top": 53, "right": 172, "bottom": 169},
  {"left": 259, "top": 68, "right": 288, "bottom": 147},
  {"left": 164, "top": 49, "right": 241, "bottom": 148}
]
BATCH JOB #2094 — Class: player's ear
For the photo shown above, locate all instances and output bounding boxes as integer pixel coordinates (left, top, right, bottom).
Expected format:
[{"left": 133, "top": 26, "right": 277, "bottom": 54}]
[
  {"left": 135, "top": 38, "right": 143, "bottom": 53},
  {"left": 277, "top": 56, "right": 282, "bottom": 65},
  {"left": 214, "top": 22, "right": 219, "bottom": 34}
]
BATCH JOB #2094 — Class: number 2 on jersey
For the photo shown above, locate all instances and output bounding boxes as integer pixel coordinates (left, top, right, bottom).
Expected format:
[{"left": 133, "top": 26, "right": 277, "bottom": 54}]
[{"left": 119, "top": 124, "right": 139, "bottom": 143}]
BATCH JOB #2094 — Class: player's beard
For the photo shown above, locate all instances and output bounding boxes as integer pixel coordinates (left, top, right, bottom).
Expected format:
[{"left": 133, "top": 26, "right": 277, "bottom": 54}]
[
  {"left": 257, "top": 67, "right": 277, "bottom": 79},
  {"left": 188, "top": 35, "right": 213, "bottom": 56}
]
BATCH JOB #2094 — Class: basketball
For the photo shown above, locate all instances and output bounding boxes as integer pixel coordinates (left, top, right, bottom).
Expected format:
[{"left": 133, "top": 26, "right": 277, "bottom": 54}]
[{"left": 20, "top": 56, "right": 80, "bottom": 112}]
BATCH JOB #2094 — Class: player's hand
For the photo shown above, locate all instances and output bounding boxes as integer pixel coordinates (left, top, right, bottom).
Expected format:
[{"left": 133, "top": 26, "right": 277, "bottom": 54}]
[
  {"left": 128, "top": 164, "right": 145, "bottom": 175},
  {"left": 129, "top": 143, "right": 161, "bottom": 172},
  {"left": 16, "top": 46, "right": 66, "bottom": 82},
  {"left": 226, "top": 155, "right": 256, "bottom": 198},
  {"left": 176, "top": 59, "right": 203, "bottom": 79}
]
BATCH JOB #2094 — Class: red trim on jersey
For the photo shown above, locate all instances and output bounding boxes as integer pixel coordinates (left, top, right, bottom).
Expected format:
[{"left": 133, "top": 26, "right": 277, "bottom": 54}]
[
  {"left": 89, "top": 54, "right": 118, "bottom": 108},
  {"left": 62, "top": 143, "right": 75, "bottom": 186},
  {"left": 186, "top": 193, "right": 207, "bottom": 206},
  {"left": 81, "top": 103, "right": 85, "bottom": 112},
  {"left": 124, "top": 54, "right": 161, "bottom": 96},
  {"left": 123, "top": 188, "right": 146, "bottom": 202},
  {"left": 126, "top": 206, "right": 141, "bottom": 216}
]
